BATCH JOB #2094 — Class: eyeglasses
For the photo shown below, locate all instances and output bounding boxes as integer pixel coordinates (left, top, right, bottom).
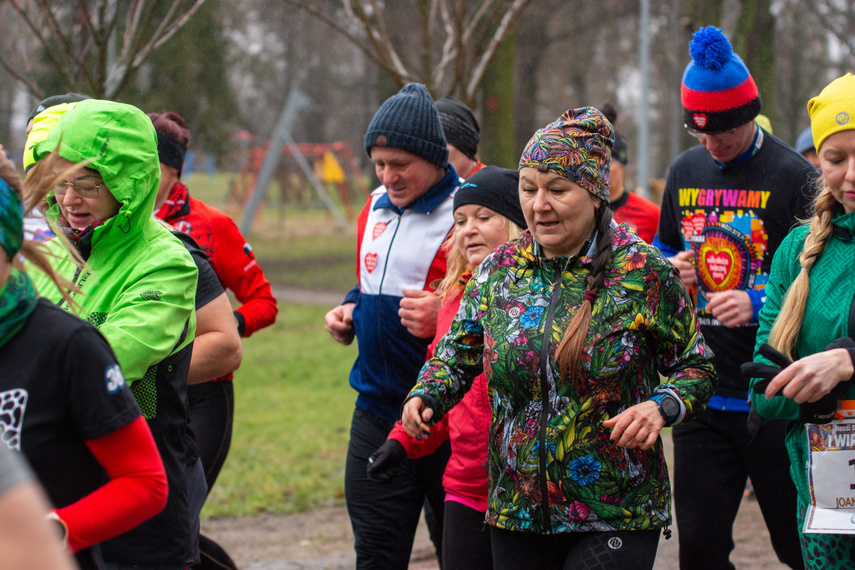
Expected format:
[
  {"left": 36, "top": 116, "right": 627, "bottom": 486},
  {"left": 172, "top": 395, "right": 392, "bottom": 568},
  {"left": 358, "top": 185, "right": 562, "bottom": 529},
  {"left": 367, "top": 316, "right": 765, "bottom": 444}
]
[
  {"left": 684, "top": 124, "right": 737, "bottom": 140},
  {"left": 54, "top": 179, "right": 104, "bottom": 199}
]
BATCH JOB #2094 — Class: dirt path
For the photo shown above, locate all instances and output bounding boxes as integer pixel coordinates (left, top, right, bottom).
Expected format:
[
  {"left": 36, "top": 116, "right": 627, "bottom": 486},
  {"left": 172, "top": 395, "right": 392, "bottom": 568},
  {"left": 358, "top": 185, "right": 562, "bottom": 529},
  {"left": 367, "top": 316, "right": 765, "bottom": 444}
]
[
  {"left": 202, "top": 492, "right": 789, "bottom": 570},
  {"left": 270, "top": 286, "right": 345, "bottom": 308}
]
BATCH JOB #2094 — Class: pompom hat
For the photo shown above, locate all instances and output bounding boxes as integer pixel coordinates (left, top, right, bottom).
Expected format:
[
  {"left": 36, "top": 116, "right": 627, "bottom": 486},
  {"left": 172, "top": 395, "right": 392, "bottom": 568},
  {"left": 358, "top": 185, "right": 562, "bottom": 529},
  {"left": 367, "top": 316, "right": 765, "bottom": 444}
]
[
  {"left": 364, "top": 83, "right": 449, "bottom": 168},
  {"left": 807, "top": 73, "right": 855, "bottom": 153},
  {"left": 681, "top": 26, "right": 761, "bottom": 132},
  {"left": 518, "top": 107, "right": 613, "bottom": 202}
]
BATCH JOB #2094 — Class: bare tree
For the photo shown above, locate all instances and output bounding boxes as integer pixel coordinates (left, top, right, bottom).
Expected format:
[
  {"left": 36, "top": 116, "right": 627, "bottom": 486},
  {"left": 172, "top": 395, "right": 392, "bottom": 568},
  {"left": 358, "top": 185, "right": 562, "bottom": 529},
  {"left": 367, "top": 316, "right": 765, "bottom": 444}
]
[
  {"left": 0, "top": 0, "right": 208, "bottom": 100},
  {"left": 809, "top": 0, "right": 855, "bottom": 66},
  {"left": 280, "top": 0, "right": 534, "bottom": 108}
]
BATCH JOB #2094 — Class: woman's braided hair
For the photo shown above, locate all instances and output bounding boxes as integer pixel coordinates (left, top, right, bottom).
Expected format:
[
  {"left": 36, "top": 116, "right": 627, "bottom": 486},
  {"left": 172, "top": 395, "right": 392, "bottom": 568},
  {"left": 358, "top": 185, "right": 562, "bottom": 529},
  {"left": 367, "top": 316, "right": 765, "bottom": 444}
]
[
  {"left": 556, "top": 202, "right": 614, "bottom": 386},
  {"left": 768, "top": 181, "right": 837, "bottom": 359}
]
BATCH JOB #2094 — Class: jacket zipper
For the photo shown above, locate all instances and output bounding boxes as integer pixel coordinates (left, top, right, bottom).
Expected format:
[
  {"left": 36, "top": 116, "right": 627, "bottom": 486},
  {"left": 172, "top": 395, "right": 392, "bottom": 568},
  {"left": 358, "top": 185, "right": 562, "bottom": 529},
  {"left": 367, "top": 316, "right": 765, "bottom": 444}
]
[
  {"left": 375, "top": 213, "right": 402, "bottom": 379},
  {"left": 377, "top": 213, "right": 402, "bottom": 295},
  {"left": 537, "top": 264, "right": 564, "bottom": 533}
]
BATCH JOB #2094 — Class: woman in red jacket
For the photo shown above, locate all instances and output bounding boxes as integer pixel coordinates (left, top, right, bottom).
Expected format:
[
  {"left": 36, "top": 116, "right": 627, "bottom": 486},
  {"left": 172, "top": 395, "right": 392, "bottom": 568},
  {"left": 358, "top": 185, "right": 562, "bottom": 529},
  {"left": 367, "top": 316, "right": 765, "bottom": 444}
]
[
  {"left": 367, "top": 166, "right": 526, "bottom": 570},
  {"left": 149, "top": 111, "right": 278, "bottom": 570}
]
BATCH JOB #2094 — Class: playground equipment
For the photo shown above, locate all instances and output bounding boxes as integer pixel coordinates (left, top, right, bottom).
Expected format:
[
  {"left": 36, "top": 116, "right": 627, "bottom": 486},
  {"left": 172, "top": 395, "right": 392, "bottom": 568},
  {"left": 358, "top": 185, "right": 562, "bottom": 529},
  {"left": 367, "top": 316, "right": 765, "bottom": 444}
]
[
  {"left": 231, "top": 140, "right": 367, "bottom": 222},
  {"left": 235, "top": 89, "right": 368, "bottom": 234}
]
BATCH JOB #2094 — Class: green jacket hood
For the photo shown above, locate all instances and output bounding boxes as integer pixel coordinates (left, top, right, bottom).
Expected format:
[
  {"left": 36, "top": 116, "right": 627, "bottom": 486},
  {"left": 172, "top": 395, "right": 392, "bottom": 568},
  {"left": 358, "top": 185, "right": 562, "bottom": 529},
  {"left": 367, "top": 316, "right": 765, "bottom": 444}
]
[{"left": 37, "top": 99, "right": 160, "bottom": 238}]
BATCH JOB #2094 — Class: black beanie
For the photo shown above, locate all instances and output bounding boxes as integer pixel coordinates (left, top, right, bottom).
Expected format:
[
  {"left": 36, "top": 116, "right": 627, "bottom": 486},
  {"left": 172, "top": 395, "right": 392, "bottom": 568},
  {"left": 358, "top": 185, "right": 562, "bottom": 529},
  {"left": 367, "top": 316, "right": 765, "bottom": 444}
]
[
  {"left": 453, "top": 166, "right": 527, "bottom": 229},
  {"left": 436, "top": 96, "right": 480, "bottom": 160},
  {"left": 26, "top": 93, "right": 91, "bottom": 126},
  {"left": 612, "top": 132, "right": 628, "bottom": 166},
  {"left": 364, "top": 83, "right": 449, "bottom": 168}
]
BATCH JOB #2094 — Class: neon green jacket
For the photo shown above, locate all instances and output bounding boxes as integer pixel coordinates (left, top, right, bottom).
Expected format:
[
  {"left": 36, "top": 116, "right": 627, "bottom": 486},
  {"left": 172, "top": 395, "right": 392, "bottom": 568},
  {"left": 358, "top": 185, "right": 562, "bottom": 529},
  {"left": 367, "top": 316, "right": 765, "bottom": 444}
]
[
  {"left": 30, "top": 99, "right": 197, "bottom": 391},
  {"left": 27, "top": 99, "right": 198, "bottom": 565}
]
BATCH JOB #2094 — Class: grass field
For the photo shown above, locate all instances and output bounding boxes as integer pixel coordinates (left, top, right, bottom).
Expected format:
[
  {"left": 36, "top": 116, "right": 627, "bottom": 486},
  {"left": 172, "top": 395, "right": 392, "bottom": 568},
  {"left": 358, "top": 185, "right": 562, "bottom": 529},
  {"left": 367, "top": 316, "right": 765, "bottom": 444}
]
[
  {"left": 189, "top": 172, "right": 358, "bottom": 292},
  {"left": 202, "top": 303, "right": 359, "bottom": 518},
  {"left": 183, "top": 173, "right": 363, "bottom": 518}
]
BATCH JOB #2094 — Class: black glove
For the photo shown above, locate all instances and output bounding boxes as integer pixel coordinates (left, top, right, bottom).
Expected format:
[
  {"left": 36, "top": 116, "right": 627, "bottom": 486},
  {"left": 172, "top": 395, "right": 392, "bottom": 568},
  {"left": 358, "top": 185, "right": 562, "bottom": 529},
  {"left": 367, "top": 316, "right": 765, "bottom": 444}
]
[
  {"left": 740, "top": 343, "right": 793, "bottom": 394},
  {"left": 800, "top": 338, "right": 855, "bottom": 424},
  {"left": 742, "top": 341, "right": 854, "bottom": 425},
  {"left": 366, "top": 439, "right": 407, "bottom": 483},
  {"left": 746, "top": 404, "right": 768, "bottom": 442}
]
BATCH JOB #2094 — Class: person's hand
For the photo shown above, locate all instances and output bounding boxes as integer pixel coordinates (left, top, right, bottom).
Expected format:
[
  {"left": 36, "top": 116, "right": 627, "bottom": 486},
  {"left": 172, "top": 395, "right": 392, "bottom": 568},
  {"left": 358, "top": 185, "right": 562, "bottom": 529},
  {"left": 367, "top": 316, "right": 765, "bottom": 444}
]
[
  {"left": 667, "top": 250, "right": 697, "bottom": 288},
  {"left": 324, "top": 303, "right": 355, "bottom": 345},
  {"left": 706, "top": 290, "right": 752, "bottom": 328},
  {"left": 401, "top": 397, "right": 433, "bottom": 439},
  {"left": 602, "top": 401, "right": 665, "bottom": 450},
  {"left": 366, "top": 439, "right": 407, "bottom": 483},
  {"left": 764, "top": 348, "right": 853, "bottom": 404},
  {"left": 398, "top": 289, "right": 441, "bottom": 338}
]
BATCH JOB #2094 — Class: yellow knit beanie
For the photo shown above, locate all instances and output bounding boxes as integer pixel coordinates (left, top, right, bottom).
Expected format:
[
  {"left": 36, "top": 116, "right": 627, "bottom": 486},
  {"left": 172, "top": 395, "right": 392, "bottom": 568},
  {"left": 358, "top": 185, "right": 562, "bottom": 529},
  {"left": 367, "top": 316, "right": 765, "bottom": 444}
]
[{"left": 807, "top": 73, "right": 855, "bottom": 153}]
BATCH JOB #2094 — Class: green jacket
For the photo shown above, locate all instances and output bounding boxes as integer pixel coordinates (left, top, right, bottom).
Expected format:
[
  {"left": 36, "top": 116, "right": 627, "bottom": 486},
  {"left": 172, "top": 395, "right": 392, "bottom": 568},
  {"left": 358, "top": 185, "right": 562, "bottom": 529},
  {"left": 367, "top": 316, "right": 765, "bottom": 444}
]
[
  {"left": 751, "top": 210, "right": 855, "bottom": 509},
  {"left": 28, "top": 99, "right": 199, "bottom": 566}
]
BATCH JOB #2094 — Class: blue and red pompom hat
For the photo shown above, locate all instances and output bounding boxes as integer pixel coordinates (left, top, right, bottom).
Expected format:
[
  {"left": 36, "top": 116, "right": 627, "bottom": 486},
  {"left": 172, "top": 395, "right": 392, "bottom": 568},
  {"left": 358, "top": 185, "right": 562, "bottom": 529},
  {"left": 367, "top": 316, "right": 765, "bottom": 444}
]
[{"left": 681, "top": 26, "right": 761, "bottom": 132}]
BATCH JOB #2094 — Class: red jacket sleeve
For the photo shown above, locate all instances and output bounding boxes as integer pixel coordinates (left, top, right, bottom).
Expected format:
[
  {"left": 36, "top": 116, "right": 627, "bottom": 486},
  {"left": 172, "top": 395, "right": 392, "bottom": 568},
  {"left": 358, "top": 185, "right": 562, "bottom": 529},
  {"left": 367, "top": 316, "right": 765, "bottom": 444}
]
[
  {"left": 354, "top": 199, "right": 372, "bottom": 287},
  {"left": 387, "top": 415, "right": 450, "bottom": 460},
  {"left": 55, "top": 417, "right": 167, "bottom": 552},
  {"left": 210, "top": 211, "right": 278, "bottom": 337}
]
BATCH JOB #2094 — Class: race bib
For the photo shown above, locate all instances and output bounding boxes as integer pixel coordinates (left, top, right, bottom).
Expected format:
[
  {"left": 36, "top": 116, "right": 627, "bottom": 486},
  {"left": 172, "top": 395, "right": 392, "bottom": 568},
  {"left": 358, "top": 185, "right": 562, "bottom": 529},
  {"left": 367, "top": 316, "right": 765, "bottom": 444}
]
[{"left": 804, "top": 414, "right": 855, "bottom": 534}]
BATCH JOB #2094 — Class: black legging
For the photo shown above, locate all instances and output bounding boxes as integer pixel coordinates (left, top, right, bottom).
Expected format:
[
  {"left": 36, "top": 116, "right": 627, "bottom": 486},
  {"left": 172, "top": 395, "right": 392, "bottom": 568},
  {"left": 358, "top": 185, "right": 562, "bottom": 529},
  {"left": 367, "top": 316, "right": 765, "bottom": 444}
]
[
  {"left": 490, "top": 526, "right": 660, "bottom": 570},
  {"left": 442, "top": 501, "right": 492, "bottom": 570},
  {"left": 188, "top": 381, "right": 237, "bottom": 570}
]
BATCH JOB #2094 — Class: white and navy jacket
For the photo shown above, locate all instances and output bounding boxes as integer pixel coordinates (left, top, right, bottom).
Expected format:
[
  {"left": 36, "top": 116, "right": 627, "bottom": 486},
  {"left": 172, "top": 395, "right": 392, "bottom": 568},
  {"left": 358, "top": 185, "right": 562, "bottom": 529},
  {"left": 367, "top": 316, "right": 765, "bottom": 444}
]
[{"left": 344, "top": 167, "right": 460, "bottom": 422}]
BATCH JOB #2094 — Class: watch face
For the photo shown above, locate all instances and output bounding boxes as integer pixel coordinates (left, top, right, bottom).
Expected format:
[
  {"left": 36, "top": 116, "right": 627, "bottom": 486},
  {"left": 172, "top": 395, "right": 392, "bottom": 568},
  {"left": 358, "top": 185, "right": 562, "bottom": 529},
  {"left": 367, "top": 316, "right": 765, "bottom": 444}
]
[{"left": 661, "top": 396, "right": 680, "bottom": 417}]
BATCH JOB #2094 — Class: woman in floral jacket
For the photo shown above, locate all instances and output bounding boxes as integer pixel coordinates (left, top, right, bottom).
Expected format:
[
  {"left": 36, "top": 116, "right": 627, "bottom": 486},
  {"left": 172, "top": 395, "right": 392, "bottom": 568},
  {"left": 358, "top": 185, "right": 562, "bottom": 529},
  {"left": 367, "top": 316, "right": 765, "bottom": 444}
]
[{"left": 403, "top": 107, "right": 717, "bottom": 569}]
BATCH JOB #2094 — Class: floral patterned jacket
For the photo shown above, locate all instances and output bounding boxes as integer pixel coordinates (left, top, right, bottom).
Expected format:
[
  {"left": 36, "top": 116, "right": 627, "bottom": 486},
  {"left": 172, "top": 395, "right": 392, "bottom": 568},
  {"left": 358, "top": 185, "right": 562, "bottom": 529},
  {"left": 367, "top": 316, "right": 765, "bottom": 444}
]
[{"left": 409, "top": 224, "right": 717, "bottom": 534}]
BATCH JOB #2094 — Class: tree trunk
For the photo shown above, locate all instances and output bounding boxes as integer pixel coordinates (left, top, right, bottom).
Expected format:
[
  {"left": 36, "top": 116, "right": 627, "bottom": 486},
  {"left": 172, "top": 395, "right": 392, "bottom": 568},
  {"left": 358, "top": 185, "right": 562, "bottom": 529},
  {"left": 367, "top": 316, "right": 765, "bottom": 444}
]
[
  {"left": 733, "top": 0, "right": 775, "bottom": 129},
  {"left": 479, "top": 26, "right": 518, "bottom": 169}
]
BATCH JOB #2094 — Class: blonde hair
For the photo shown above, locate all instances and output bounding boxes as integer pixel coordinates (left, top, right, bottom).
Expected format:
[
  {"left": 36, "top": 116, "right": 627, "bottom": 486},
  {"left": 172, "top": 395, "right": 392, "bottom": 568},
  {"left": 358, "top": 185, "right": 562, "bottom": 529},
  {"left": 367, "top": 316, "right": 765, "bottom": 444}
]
[
  {"left": 767, "top": 180, "right": 838, "bottom": 359},
  {"left": 15, "top": 152, "right": 84, "bottom": 311},
  {"left": 436, "top": 218, "right": 523, "bottom": 298}
]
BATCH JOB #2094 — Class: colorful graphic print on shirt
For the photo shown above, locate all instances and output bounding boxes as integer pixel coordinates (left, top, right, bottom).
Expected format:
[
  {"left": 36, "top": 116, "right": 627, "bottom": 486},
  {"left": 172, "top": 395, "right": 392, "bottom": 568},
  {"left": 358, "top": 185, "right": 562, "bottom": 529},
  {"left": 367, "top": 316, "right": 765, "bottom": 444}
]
[{"left": 677, "top": 188, "right": 769, "bottom": 325}]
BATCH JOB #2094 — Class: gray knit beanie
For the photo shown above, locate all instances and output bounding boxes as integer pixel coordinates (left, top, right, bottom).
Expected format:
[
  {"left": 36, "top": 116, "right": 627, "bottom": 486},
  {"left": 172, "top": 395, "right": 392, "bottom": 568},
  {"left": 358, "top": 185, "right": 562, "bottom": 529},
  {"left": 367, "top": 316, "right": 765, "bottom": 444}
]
[
  {"left": 436, "top": 95, "right": 480, "bottom": 160},
  {"left": 364, "top": 83, "right": 449, "bottom": 168}
]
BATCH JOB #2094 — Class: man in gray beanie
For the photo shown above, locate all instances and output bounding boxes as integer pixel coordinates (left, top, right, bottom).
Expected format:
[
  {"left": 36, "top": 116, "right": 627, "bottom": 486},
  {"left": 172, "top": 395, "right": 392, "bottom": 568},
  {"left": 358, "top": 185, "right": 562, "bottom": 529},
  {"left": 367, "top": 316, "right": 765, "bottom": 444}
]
[
  {"left": 325, "top": 82, "right": 459, "bottom": 569},
  {"left": 436, "top": 95, "right": 485, "bottom": 179}
]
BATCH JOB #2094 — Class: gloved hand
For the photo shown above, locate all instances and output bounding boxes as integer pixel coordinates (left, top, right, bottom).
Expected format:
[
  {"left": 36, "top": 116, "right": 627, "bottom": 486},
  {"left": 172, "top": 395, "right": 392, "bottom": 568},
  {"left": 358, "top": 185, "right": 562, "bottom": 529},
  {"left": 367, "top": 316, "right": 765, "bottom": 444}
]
[
  {"left": 366, "top": 439, "right": 407, "bottom": 483},
  {"left": 742, "top": 341, "right": 854, "bottom": 424},
  {"left": 802, "top": 337, "right": 855, "bottom": 423}
]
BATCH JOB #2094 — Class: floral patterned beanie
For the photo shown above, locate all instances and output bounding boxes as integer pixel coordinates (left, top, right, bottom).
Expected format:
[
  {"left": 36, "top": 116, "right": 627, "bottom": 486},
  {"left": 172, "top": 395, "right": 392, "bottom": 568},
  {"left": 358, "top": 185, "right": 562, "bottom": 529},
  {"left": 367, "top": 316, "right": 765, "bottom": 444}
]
[{"left": 518, "top": 106, "right": 614, "bottom": 202}]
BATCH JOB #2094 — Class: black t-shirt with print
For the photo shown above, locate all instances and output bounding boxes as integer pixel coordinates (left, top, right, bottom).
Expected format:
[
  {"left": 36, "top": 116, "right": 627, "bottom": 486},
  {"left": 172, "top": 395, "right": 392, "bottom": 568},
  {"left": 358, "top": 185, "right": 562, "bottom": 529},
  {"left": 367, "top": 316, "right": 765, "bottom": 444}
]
[
  {"left": 0, "top": 298, "right": 141, "bottom": 570},
  {"left": 657, "top": 132, "right": 817, "bottom": 398}
]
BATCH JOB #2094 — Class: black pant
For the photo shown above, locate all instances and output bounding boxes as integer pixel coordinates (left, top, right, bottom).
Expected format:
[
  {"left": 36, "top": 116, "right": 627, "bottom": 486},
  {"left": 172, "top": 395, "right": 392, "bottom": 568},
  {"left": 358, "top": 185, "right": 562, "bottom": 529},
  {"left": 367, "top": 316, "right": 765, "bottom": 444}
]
[
  {"left": 345, "top": 407, "right": 450, "bottom": 570},
  {"left": 188, "top": 382, "right": 237, "bottom": 570},
  {"left": 672, "top": 408, "right": 804, "bottom": 570},
  {"left": 490, "top": 526, "right": 659, "bottom": 570},
  {"left": 442, "top": 501, "right": 492, "bottom": 570},
  {"left": 188, "top": 381, "right": 234, "bottom": 491}
]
